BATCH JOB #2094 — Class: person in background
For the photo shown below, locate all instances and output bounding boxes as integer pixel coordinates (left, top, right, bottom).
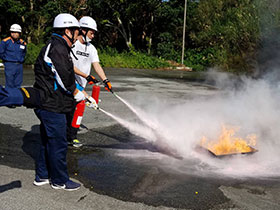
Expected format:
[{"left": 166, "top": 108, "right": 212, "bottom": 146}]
[
  {"left": 0, "top": 24, "right": 26, "bottom": 88},
  {"left": 67, "top": 16, "right": 113, "bottom": 147}
]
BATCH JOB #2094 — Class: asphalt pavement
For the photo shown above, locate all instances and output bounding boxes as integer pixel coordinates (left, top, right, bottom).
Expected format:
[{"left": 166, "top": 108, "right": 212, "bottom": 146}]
[{"left": 1, "top": 67, "right": 280, "bottom": 210}]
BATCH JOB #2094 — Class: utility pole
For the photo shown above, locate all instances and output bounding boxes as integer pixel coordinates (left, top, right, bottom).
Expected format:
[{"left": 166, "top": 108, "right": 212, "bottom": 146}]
[{"left": 181, "top": 0, "right": 187, "bottom": 64}]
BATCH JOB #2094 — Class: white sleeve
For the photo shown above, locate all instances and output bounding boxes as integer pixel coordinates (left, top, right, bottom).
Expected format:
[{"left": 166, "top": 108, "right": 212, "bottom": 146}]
[{"left": 90, "top": 45, "right": 100, "bottom": 63}]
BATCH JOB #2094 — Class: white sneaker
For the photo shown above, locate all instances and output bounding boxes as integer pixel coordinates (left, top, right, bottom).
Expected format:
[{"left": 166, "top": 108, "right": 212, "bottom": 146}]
[
  {"left": 51, "top": 180, "right": 81, "bottom": 191},
  {"left": 33, "top": 176, "right": 50, "bottom": 186}
]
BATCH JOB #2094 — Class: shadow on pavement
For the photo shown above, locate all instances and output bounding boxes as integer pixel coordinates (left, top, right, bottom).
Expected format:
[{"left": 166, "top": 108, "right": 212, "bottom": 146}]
[
  {"left": 22, "top": 125, "right": 41, "bottom": 162},
  {"left": 0, "top": 180, "right": 21, "bottom": 193}
]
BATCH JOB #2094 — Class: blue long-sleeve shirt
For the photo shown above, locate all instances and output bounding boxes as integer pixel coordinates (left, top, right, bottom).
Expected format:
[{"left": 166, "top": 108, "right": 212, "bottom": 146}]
[{"left": 0, "top": 37, "right": 26, "bottom": 63}]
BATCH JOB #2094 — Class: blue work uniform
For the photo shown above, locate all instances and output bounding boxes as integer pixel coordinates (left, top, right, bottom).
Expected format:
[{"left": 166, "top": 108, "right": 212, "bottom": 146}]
[{"left": 0, "top": 37, "right": 26, "bottom": 88}]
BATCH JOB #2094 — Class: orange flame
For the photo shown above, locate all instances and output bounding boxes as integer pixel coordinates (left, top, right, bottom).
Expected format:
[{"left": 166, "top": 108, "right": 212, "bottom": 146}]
[{"left": 200, "top": 125, "right": 257, "bottom": 155}]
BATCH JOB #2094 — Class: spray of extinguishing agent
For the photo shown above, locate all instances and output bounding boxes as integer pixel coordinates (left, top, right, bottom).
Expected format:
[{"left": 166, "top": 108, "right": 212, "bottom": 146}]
[{"left": 71, "top": 80, "right": 153, "bottom": 134}]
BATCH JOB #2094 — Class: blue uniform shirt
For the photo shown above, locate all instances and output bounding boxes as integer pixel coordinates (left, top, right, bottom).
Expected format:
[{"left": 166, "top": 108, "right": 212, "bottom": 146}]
[{"left": 0, "top": 37, "right": 26, "bottom": 63}]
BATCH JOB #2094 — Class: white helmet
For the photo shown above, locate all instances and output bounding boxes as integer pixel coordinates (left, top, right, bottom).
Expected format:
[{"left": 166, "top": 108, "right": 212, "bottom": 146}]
[
  {"left": 53, "top": 13, "right": 79, "bottom": 28},
  {"left": 79, "top": 16, "right": 97, "bottom": 31},
  {"left": 10, "top": 24, "right": 22, "bottom": 33}
]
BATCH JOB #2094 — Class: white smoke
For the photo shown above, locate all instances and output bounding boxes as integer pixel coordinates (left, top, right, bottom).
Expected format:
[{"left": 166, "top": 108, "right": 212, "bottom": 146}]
[{"left": 113, "top": 70, "right": 280, "bottom": 178}]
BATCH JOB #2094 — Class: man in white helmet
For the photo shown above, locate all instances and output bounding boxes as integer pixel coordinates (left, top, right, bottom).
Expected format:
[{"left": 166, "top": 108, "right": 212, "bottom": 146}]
[
  {"left": 0, "top": 14, "right": 95, "bottom": 190},
  {"left": 67, "top": 16, "right": 113, "bottom": 147},
  {"left": 31, "top": 13, "right": 97, "bottom": 191},
  {"left": 0, "top": 24, "right": 26, "bottom": 88}
]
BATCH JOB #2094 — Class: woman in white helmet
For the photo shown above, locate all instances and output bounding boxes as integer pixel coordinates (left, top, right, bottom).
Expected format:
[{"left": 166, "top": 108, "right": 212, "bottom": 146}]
[
  {"left": 67, "top": 16, "right": 113, "bottom": 147},
  {"left": 0, "top": 23, "right": 26, "bottom": 89}
]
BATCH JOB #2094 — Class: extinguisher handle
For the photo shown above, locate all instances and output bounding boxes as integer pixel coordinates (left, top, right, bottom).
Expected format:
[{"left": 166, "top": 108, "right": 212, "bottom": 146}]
[
  {"left": 86, "top": 96, "right": 99, "bottom": 110},
  {"left": 86, "top": 75, "right": 99, "bottom": 85},
  {"left": 94, "top": 82, "right": 102, "bottom": 86}
]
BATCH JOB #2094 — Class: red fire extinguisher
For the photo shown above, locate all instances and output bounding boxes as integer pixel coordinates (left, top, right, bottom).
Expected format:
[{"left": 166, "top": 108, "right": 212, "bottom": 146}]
[
  {"left": 71, "top": 100, "right": 86, "bottom": 128},
  {"left": 72, "top": 85, "right": 100, "bottom": 128},
  {"left": 91, "top": 85, "right": 100, "bottom": 104}
]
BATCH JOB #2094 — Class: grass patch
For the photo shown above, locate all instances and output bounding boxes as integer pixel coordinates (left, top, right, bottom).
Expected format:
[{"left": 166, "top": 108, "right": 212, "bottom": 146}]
[{"left": 99, "top": 47, "right": 171, "bottom": 69}]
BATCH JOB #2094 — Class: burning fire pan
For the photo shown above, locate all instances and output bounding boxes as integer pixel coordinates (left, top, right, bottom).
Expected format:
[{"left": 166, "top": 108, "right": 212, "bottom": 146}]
[{"left": 195, "top": 145, "right": 258, "bottom": 158}]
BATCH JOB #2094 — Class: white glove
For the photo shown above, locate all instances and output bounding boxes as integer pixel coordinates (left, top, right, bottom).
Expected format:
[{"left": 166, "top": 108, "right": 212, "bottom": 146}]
[
  {"left": 74, "top": 90, "right": 86, "bottom": 102},
  {"left": 86, "top": 96, "right": 98, "bottom": 110}
]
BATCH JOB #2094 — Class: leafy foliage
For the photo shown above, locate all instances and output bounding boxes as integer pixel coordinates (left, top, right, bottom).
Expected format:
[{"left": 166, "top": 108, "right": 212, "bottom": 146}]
[
  {"left": 187, "top": 0, "right": 260, "bottom": 71},
  {"left": 24, "top": 43, "right": 44, "bottom": 65},
  {"left": 1, "top": 0, "right": 279, "bottom": 72}
]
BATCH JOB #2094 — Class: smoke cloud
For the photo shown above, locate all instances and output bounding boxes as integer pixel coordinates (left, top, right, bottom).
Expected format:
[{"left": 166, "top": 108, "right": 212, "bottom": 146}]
[{"left": 112, "top": 70, "right": 280, "bottom": 179}]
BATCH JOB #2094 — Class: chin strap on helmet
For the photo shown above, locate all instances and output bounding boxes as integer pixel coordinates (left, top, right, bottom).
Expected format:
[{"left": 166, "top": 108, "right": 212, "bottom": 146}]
[
  {"left": 83, "top": 28, "right": 89, "bottom": 43},
  {"left": 63, "top": 28, "right": 79, "bottom": 60},
  {"left": 80, "top": 27, "right": 90, "bottom": 51},
  {"left": 64, "top": 28, "right": 77, "bottom": 45},
  {"left": 70, "top": 48, "right": 78, "bottom": 60}
]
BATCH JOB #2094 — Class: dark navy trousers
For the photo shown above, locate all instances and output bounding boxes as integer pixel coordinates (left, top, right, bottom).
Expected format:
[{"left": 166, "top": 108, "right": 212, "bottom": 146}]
[
  {"left": 34, "top": 109, "right": 69, "bottom": 185},
  {"left": 4, "top": 62, "right": 23, "bottom": 88}
]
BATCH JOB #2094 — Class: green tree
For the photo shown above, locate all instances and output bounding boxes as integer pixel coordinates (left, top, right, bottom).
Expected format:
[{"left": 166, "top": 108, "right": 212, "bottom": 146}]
[
  {"left": 2, "top": 0, "right": 276, "bottom": 72},
  {"left": 0, "top": 0, "right": 26, "bottom": 38},
  {"left": 87, "top": 0, "right": 162, "bottom": 52},
  {"left": 187, "top": 0, "right": 260, "bottom": 71},
  {"left": 152, "top": 0, "right": 185, "bottom": 61}
]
